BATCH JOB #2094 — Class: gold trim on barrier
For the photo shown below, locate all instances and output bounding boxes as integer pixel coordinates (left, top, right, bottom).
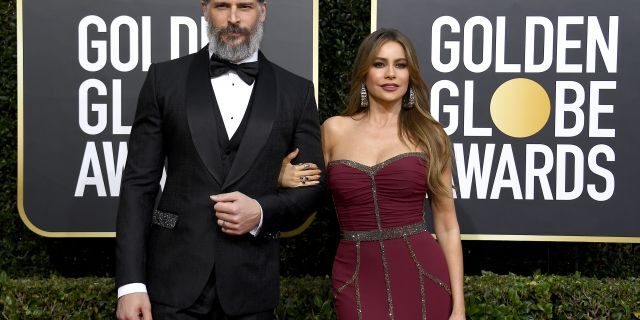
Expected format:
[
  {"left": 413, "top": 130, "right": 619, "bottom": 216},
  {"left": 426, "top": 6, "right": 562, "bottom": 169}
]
[
  {"left": 371, "top": 0, "right": 377, "bottom": 33},
  {"left": 461, "top": 234, "right": 640, "bottom": 243},
  {"left": 280, "top": 212, "right": 317, "bottom": 238}
]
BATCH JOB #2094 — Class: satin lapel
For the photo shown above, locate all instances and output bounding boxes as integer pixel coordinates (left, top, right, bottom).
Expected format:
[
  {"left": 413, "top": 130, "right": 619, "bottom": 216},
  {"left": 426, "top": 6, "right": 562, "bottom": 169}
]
[
  {"left": 222, "top": 52, "right": 277, "bottom": 189},
  {"left": 186, "top": 47, "right": 223, "bottom": 186}
]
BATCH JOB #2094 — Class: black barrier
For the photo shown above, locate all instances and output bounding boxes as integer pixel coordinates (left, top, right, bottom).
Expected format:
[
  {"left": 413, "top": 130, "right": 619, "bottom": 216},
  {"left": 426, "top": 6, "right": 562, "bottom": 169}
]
[
  {"left": 18, "top": 0, "right": 318, "bottom": 236},
  {"left": 374, "top": 0, "right": 640, "bottom": 242}
]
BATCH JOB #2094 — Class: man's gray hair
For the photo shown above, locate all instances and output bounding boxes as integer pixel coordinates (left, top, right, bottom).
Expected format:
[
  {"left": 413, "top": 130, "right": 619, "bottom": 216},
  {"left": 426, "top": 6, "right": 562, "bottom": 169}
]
[{"left": 202, "top": 0, "right": 266, "bottom": 3}]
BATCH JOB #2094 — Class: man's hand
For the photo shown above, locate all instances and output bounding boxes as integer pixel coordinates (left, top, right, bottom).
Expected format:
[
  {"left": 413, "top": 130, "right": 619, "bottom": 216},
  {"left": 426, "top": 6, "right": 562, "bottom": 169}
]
[
  {"left": 210, "top": 191, "right": 261, "bottom": 236},
  {"left": 116, "top": 292, "right": 152, "bottom": 320}
]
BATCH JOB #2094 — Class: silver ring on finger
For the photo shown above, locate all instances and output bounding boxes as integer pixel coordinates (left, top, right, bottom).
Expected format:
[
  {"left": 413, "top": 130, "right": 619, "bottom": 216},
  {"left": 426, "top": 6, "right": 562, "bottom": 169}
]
[{"left": 303, "top": 163, "right": 310, "bottom": 169}]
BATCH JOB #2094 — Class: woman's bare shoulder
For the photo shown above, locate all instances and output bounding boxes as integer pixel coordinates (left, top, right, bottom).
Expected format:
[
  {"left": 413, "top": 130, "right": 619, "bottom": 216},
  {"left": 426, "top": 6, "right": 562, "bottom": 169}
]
[
  {"left": 321, "top": 116, "right": 355, "bottom": 154},
  {"left": 322, "top": 116, "right": 353, "bottom": 136}
]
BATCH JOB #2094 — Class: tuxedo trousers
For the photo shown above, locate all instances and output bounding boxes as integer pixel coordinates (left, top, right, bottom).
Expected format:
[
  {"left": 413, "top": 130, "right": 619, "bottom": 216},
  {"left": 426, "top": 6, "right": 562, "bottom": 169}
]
[{"left": 151, "top": 267, "right": 274, "bottom": 320}]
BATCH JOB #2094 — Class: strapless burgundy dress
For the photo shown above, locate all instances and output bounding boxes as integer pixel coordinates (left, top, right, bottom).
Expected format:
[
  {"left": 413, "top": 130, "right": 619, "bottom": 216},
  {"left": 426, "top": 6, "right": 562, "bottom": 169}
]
[{"left": 328, "top": 152, "right": 452, "bottom": 320}]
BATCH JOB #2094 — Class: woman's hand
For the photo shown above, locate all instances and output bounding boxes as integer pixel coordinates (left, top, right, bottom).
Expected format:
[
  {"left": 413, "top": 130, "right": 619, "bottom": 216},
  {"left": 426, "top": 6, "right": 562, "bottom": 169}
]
[
  {"left": 449, "top": 311, "right": 466, "bottom": 320},
  {"left": 278, "top": 148, "right": 322, "bottom": 188}
]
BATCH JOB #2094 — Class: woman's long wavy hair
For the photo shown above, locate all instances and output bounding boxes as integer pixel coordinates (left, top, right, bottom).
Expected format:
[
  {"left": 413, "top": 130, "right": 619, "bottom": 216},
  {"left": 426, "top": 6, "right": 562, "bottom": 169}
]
[{"left": 343, "top": 28, "right": 453, "bottom": 199}]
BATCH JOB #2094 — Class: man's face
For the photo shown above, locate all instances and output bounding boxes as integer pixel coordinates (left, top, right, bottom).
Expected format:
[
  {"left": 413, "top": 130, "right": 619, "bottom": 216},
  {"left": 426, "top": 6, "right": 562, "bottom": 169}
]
[{"left": 202, "top": 0, "right": 266, "bottom": 48}]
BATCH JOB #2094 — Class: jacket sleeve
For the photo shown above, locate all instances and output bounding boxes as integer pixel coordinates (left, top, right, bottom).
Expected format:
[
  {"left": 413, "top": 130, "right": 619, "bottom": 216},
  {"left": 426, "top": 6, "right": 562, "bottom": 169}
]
[
  {"left": 115, "top": 64, "right": 165, "bottom": 287},
  {"left": 256, "top": 81, "right": 326, "bottom": 234}
]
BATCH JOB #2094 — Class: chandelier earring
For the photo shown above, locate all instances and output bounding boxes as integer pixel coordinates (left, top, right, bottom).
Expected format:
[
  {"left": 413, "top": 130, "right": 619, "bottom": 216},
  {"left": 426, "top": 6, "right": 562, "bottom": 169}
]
[
  {"left": 360, "top": 83, "right": 369, "bottom": 108},
  {"left": 403, "top": 86, "right": 416, "bottom": 109}
]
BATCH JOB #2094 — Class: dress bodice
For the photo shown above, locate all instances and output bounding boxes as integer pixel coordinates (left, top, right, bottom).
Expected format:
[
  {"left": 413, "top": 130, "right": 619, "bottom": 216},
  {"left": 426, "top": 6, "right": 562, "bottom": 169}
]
[{"left": 327, "top": 152, "right": 428, "bottom": 231}]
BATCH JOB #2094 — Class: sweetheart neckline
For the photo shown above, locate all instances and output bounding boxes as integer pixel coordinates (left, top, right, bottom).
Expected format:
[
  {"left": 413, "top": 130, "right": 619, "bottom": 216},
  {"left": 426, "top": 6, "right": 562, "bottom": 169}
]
[{"left": 327, "top": 152, "right": 427, "bottom": 173}]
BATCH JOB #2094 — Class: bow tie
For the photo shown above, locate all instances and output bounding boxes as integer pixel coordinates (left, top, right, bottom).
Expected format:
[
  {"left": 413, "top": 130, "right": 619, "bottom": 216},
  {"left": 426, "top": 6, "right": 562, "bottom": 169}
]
[{"left": 209, "top": 56, "right": 258, "bottom": 85}]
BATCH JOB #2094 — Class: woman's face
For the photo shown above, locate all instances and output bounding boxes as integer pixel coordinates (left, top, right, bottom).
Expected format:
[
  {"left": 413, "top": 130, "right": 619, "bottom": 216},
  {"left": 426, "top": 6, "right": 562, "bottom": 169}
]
[{"left": 364, "top": 41, "right": 410, "bottom": 107}]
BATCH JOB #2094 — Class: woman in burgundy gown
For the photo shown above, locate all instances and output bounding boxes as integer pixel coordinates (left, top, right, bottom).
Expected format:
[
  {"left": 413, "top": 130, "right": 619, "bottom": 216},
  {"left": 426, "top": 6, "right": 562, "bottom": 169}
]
[{"left": 280, "top": 29, "right": 465, "bottom": 319}]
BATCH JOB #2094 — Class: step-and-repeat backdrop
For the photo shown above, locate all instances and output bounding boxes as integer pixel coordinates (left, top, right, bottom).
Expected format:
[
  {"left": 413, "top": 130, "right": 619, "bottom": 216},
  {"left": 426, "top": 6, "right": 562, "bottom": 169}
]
[
  {"left": 375, "top": 0, "right": 639, "bottom": 241},
  {"left": 18, "top": 0, "right": 317, "bottom": 236},
  {"left": 19, "top": 0, "right": 639, "bottom": 242}
]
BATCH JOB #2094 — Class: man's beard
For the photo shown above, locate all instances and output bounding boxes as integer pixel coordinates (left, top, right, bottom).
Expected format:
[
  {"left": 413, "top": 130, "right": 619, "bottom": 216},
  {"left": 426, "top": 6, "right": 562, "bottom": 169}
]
[{"left": 207, "top": 20, "right": 264, "bottom": 63}]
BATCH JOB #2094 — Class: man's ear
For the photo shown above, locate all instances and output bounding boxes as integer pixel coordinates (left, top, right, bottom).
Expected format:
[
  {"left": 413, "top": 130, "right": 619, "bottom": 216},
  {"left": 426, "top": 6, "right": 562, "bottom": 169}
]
[
  {"left": 259, "top": 2, "right": 267, "bottom": 23},
  {"left": 201, "top": 0, "right": 209, "bottom": 20}
]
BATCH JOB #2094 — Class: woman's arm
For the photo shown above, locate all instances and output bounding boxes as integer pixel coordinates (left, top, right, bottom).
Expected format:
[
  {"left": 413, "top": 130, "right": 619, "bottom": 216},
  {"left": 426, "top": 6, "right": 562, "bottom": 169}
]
[
  {"left": 431, "top": 162, "right": 466, "bottom": 319},
  {"left": 277, "top": 116, "right": 343, "bottom": 188}
]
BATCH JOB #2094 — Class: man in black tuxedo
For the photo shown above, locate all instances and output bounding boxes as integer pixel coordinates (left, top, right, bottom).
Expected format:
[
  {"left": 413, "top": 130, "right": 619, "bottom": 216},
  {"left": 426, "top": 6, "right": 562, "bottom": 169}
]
[{"left": 115, "top": 0, "right": 324, "bottom": 319}]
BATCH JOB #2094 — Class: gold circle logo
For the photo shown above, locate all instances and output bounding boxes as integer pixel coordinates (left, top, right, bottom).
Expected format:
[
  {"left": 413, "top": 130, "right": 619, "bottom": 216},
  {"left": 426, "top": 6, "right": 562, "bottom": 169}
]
[{"left": 490, "top": 78, "right": 550, "bottom": 138}]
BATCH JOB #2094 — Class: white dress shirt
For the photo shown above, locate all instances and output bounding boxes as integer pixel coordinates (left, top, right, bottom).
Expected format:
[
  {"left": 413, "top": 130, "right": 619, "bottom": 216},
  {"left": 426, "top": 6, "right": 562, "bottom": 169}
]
[
  {"left": 118, "top": 50, "right": 265, "bottom": 299},
  {"left": 211, "top": 51, "right": 257, "bottom": 139}
]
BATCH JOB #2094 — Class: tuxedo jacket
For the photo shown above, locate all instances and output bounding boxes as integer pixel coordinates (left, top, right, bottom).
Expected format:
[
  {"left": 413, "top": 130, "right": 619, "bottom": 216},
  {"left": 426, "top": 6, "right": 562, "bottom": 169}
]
[{"left": 116, "top": 46, "right": 325, "bottom": 315}]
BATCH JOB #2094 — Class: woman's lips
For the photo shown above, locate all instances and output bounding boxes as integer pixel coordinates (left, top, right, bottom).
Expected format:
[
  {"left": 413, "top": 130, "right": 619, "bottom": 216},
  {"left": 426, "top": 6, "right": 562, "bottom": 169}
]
[{"left": 381, "top": 83, "right": 399, "bottom": 91}]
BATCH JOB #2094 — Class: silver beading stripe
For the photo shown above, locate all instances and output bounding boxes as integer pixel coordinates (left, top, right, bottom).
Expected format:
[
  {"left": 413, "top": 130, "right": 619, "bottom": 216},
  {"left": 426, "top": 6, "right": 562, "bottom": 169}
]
[
  {"left": 355, "top": 242, "right": 363, "bottom": 320},
  {"left": 404, "top": 235, "right": 427, "bottom": 320},
  {"left": 152, "top": 209, "right": 178, "bottom": 229},
  {"left": 370, "top": 177, "right": 395, "bottom": 320},
  {"left": 334, "top": 241, "right": 363, "bottom": 320},
  {"left": 405, "top": 236, "right": 452, "bottom": 296},
  {"left": 335, "top": 242, "right": 361, "bottom": 294},
  {"left": 327, "top": 152, "right": 427, "bottom": 175},
  {"left": 342, "top": 222, "right": 427, "bottom": 241}
]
